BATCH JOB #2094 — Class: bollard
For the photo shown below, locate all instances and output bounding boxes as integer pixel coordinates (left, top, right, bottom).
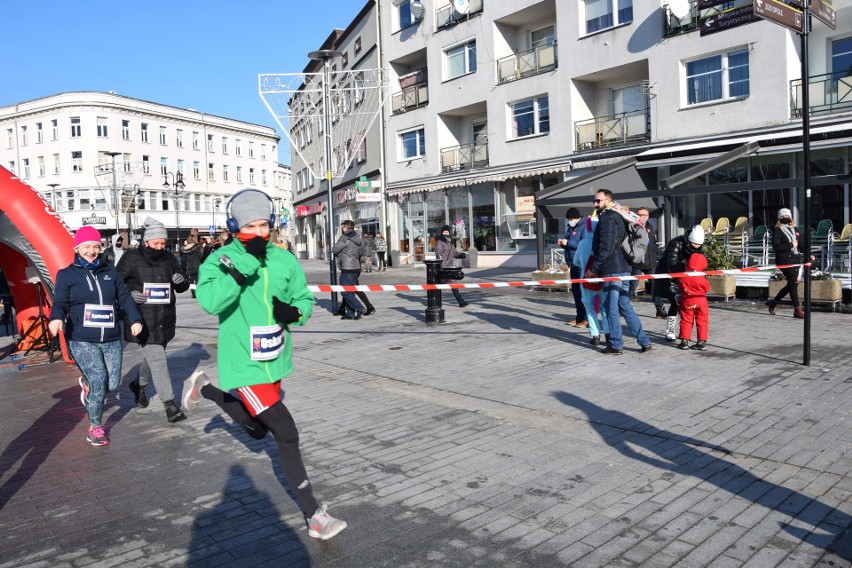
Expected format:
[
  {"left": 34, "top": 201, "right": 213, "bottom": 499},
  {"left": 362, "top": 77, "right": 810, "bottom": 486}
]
[{"left": 424, "top": 259, "right": 444, "bottom": 324}]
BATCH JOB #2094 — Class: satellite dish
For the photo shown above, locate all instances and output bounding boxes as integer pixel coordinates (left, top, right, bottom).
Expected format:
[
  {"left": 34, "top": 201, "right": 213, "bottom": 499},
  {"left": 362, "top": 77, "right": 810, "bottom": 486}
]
[
  {"left": 410, "top": 0, "right": 424, "bottom": 20},
  {"left": 668, "top": 0, "right": 691, "bottom": 20},
  {"left": 452, "top": 0, "right": 470, "bottom": 15}
]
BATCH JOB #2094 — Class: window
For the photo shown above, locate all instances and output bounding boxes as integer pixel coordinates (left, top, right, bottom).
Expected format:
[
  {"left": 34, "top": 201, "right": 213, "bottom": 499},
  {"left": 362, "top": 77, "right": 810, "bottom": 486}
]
[
  {"left": 36, "top": 122, "right": 43, "bottom": 144},
  {"left": 249, "top": 141, "right": 255, "bottom": 158},
  {"left": 176, "top": 129, "right": 184, "bottom": 148},
  {"left": 354, "top": 37, "right": 362, "bottom": 54},
  {"left": 397, "top": 0, "right": 414, "bottom": 30},
  {"left": 177, "top": 159, "right": 184, "bottom": 176},
  {"left": 51, "top": 119, "right": 58, "bottom": 141},
  {"left": 399, "top": 127, "right": 426, "bottom": 159},
  {"left": 235, "top": 139, "right": 242, "bottom": 156},
  {"left": 356, "top": 138, "right": 367, "bottom": 162},
  {"left": 193, "top": 131, "right": 199, "bottom": 150},
  {"left": 222, "top": 136, "right": 228, "bottom": 154},
  {"left": 612, "top": 85, "right": 644, "bottom": 115},
  {"left": 53, "top": 153, "right": 60, "bottom": 175},
  {"left": 97, "top": 117, "right": 108, "bottom": 138},
  {"left": 161, "top": 158, "right": 168, "bottom": 176},
  {"left": 686, "top": 48, "right": 749, "bottom": 105},
  {"left": 236, "top": 165, "right": 243, "bottom": 183},
  {"left": 249, "top": 167, "right": 255, "bottom": 184},
  {"left": 223, "top": 164, "right": 229, "bottom": 182},
  {"left": 531, "top": 26, "right": 555, "bottom": 49},
  {"left": 160, "top": 126, "right": 167, "bottom": 145},
  {"left": 70, "top": 117, "right": 81, "bottom": 138},
  {"left": 72, "top": 151, "right": 83, "bottom": 172},
  {"left": 7, "top": 161, "right": 14, "bottom": 174},
  {"left": 445, "top": 40, "right": 477, "bottom": 80},
  {"left": 193, "top": 161, "right": 200, "bottom": 179},
  {"left": 208, "top": 134, "right": 214, "bottom": 152},
  {"left": 122, "top": 120, "right": 130, "bottom": 140},
  {"left": 585, "top": 0, "right": 633, "bottom": 34},
  {"left": 141, "top": 123, "right": 149, "bottom": 142},
  {"left": 142, "top": 155, "right": 150, "bottom": 174},
  {"left": 123, "top": 153, "right": 131, "bottom": 172},
  {"left": 23, "top": 158, "right": 30, "bottom": 178},
  {"left": 208, "top": 162, "right": 215, "bottom": 181},
  {"left": 342, "top": 52, "right": 349, "bottom": 68},
  {"left": 20, "top": 126, "right": 28, "bottom": 146},
  {"left": 261, "top": 169, "right": 267, "bottom": 185},
  {"left": 261, "top": 144, "right": 267, "bottom": 160},
  {"left": 79, "top": 189, "right": 91, "bottom": 211},
  {"left": 5, "top": 128, "right": 11, "bottom": 148},
  {"left": 38, "top": 156, "right": 45, "bottom": 176},
  {"left": 511, "top": 96, "right": 550, "bottom": 138}
]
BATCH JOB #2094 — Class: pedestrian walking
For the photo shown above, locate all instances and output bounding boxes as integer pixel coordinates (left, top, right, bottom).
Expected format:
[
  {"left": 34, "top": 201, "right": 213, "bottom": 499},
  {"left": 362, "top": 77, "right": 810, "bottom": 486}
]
[
  {"left": 435, "top": 224, "right": 469, "bottom": 307},
  {"left": 361, "top": 232, "right": 376, "bottom": 273},
  {"left": 629, "top": 207, "right": 666, "bottom": 317},
  {"left": 375, "top": 233, "right": 388, "bottom": 271},
  {"left": 677, "top": 252, "right": 711, "bottom": 351},
  {"left": 180, "top": 236, "right": 203, "bottom": 297},
  {"left": 573, "top": 214, "right": 609, "bottom": 345},
  {"left": 767, "top": 208, "right": 805, "bottom": 318},
  {"left": 48, "top": 226, "right": 144, "bottom": 446},
  {"left": 653, "top": 226, "right": 705, "bottom": 341},
  {"left": 557, "top": 208, "right": 588, "bottom": 327},
  {"left": 102, "top": 234, "right": 125, "bottom": 266},
  {"left": 185, "top": 188, "right": 348, "bottom": 540},
  {"left": 333, "top": 220, "right": 373, "bottom": 319}
]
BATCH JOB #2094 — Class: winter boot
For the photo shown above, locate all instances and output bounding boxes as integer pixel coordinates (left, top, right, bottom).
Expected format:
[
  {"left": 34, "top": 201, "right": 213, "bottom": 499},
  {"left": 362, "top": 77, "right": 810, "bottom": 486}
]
[
  {"left": 129, "top": 379, "right": 149, "bottom": 408},
  {"left": 665, "top": 316, "right": 677, "bottom": 342},
  {"left": 793, "top": 307, "right": 805, "bottom": 319},
  {"left": 677, "top": 339, "right": 689, "bottom": 350},
  {"left": 164, "top": 401, "right": 187, "bottom": 423}
]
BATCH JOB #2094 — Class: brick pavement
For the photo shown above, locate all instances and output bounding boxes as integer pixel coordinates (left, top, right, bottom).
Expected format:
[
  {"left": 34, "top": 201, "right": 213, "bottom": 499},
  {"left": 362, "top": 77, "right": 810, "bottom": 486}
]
[{"left": 0, "top": 260, "right": 850, "bottom": 567}]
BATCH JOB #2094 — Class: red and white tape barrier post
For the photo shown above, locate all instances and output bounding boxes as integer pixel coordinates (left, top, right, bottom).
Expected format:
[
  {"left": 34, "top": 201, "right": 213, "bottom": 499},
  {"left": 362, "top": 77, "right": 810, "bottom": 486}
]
[{"left": 307, "top": 264, "right": 804, "bottom": 294}]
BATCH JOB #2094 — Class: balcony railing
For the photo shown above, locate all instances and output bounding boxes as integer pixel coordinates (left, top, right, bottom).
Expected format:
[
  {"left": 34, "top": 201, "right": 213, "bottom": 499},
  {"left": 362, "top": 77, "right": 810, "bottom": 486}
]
[
  {"left": 391, "top": 83, "right": 429, "bottom": 114},
  {"left": 436, "top": 0, "right": 483, "bottom": 30},
  {"left": 440, "top": 140, "right": 488, "bottom": 173},
  {"left": 497, "top": 41, "right": 557, "bottom": 85},
  {"left": 663, "top": 1, "right": 698, "bottom": 37},
  {"left": 574, "top": 109, "right": 651, "bottom": 151},
  {"left": 791, "top": 72, "right": 852, "bottom": 117}
]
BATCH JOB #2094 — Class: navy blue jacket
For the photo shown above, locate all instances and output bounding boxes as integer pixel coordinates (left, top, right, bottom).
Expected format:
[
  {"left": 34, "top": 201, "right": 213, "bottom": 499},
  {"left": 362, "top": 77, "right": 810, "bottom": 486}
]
[
  {"left": 562, "top": 218, "right": 586, "bottom": 265},
  {"left": 590, "top": 209, "right": 631, "bottom": 275},
  {"left": 50, "top": 257, "right": 143, "bottom": 343}
]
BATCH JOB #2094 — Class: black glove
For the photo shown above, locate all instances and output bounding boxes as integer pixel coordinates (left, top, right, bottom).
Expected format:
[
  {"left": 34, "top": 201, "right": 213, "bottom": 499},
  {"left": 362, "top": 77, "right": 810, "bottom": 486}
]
[
  {"left": 131, "top": 290, "right": 147, "bottom": 304},
  {"left": 172, "top": 272, "right": 186, "bottom": 285},
  {"left": 272, "top": 296, "right": 301, "bottom": 324},
  {"left": 245, "top": 236, "right": 267, "bottom": 260}
]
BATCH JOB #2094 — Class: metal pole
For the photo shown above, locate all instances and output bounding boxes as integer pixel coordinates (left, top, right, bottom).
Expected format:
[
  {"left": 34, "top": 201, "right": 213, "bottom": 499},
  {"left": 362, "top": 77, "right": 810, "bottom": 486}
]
[
  {"left": 107, "top": 152, "right": 121, "bottom": 236},
  {"left": 801, "top": 13, "right": 812, "bottom": 366}
]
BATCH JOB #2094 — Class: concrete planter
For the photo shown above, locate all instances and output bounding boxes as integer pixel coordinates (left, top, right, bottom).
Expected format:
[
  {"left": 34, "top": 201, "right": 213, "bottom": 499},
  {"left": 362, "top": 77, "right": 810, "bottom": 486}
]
[
  {"left": 768, "top": 278, "right": 842, "bottom": 311},
  {"left": 706, "top": 275, "right": 737, "bottom": 302}
]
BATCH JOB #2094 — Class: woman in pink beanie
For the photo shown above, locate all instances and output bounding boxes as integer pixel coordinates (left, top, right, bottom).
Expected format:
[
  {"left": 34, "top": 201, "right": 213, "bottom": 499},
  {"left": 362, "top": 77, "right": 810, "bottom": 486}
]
[{"left": 48, "top": 228, "right": 144, "bottom": 446}]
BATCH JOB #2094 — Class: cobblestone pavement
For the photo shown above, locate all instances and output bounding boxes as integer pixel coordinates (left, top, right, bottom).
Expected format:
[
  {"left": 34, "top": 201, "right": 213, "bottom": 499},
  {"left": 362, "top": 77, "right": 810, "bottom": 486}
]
[{"left": 1, "top": 260, "right": 850, "bottom": 567}]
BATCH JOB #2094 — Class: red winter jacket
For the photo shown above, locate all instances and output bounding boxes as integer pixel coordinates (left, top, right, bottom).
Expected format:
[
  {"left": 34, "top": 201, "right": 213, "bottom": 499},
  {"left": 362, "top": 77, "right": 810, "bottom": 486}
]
[{"left": 678, "top": 253, "right": 710, "bottom": 299}]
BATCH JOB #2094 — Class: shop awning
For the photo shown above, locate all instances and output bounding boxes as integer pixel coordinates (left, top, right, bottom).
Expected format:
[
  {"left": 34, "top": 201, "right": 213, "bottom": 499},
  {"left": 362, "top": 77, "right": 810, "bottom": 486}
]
[
  {"left": 660, "top": 141, "right": 760, "bottom": 191},
  {"left": 535, "top": 158, "right": 659, "bottom": 218}
]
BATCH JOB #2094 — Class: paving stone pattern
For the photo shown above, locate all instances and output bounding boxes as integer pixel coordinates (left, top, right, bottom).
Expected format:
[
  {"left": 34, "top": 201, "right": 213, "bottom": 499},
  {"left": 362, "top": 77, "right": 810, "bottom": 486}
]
[{"left": 0, "top": 261, "right": 850, "bottom": 567}]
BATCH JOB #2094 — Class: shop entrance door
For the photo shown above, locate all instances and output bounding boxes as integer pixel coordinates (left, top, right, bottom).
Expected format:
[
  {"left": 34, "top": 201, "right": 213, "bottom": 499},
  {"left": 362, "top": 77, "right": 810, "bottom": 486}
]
[{"left": 408, "top": 216, "right": 425, "bottom": 263}]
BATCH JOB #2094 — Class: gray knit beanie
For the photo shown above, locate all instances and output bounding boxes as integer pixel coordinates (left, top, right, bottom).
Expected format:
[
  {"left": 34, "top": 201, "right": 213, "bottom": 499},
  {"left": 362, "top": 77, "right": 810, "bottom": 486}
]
[
  {"left": 142, "top": 217, "right": 168, "bottom": 241},
  {"left": 229, "top": 189, "right": 272, "bottom": 229}
]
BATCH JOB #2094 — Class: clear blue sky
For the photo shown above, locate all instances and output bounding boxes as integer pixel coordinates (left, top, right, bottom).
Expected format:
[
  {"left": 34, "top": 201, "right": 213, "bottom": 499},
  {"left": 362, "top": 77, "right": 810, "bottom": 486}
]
[{"left": 2, "top": 0, "right": 366, "bottom": 163}]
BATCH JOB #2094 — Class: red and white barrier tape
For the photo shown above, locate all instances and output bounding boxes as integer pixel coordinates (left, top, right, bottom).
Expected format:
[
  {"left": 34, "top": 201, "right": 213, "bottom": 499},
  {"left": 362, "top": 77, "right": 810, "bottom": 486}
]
[{"left": 307, "top": 264, "right": 805, "bottom": 293}]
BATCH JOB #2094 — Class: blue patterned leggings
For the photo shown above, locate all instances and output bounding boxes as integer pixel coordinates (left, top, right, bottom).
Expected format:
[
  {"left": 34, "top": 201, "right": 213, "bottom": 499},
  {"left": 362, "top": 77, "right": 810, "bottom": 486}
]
[{"left": 69, "top": 340, "right": 124, "bottom": 427}]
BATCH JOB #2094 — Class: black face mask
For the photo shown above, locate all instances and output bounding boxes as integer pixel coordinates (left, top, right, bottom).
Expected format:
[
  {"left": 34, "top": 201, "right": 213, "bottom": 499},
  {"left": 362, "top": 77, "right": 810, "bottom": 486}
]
[{"left": 781, "top": 218, "right": 792, "bottom": 225}]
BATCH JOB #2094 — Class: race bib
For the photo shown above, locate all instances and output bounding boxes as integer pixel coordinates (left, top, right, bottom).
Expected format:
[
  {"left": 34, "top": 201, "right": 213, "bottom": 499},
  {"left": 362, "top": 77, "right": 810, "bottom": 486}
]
[
  {"left": 250, "top": 324, "right": 285, "bottom": 361},
  {"left": 83, "top": 304, "right": 115, "bottom": 328},
  {"left": 143, "top": 282, "right": 171, "bottom": 304}
]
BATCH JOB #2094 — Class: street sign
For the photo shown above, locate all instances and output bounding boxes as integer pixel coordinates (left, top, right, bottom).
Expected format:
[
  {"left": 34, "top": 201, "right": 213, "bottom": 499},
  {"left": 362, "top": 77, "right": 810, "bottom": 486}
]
[
  {"left": 208, "top": 224, "right": 216, "bottom": 234},
  {"left": 810, "top": 0, "right": 836, "bottom": 29},
  {"left": 698, "top": 0, "right": 737, "bottom": 8},
  {"left": 753, "top": 0, "right": 803, "bottom": 33},
  {"left": 700, "top": 4, "right": 757, "bottom": 36},
  {"left": 83, "top": 215, "right": 107, "bottom": 226}
]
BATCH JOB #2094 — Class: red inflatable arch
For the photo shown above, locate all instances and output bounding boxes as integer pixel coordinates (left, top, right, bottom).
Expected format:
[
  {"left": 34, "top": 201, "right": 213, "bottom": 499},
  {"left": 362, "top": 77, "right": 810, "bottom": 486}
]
[{"left": 0, "top": 165, "right": 75, "bottom": 362}]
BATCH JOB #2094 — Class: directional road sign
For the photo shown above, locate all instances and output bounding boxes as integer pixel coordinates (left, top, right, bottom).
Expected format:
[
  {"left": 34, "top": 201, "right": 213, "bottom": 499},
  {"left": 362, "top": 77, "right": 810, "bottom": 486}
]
[
  {"left": 810, "top": 0, "right": 836, "bottom": 29},
  {"left": 700, "top": 4, "right": 757, "bottom": 36},
  {"left": 753, "top": 0, "right": 803, "bottom": 33}
]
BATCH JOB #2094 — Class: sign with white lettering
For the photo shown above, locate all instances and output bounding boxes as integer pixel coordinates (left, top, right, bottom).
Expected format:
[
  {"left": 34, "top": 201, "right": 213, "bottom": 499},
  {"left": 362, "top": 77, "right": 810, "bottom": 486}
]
[
  {"left": 810, "top": 0, "right": 836, "bottom": 29},
  {"left": 700, "top": 4, "right": 757, "bottom": 36},
  {"left": 753, "top": 0, "right": 803, "bottom": 33},
  {"left": 82, "top": 215, "right": 107, "bottom": 226}
]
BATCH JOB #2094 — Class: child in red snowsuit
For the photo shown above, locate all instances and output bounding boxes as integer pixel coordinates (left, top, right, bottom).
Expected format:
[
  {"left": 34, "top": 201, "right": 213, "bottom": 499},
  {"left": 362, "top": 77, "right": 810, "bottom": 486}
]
[{"left": 677, "top": 252, "right": 710, "bottom": 351}]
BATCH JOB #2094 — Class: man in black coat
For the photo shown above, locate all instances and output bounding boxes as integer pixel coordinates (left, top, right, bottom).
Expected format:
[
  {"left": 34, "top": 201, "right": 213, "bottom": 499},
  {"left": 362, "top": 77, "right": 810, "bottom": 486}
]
[
  {"left": 629, "top": 207, "right": 666, "bottom": 317},
  {"left": 117, "top": 217, "right": 190, "bottom": 422}
]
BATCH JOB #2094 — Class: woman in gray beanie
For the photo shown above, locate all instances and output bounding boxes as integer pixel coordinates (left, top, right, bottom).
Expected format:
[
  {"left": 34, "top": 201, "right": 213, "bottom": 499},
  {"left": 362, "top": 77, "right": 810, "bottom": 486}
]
[{"left": 767, "top": 208, "right": 804, "bottom": 318}]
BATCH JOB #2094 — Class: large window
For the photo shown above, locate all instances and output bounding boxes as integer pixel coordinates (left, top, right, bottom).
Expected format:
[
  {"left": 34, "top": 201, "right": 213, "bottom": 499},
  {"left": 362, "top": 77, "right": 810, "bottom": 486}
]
[
  {"left": 445, "top": 40, "right": 477, "bottom": 80},
  {"left": 397, "top": 0, "right": 414, "bottom": 30},
  {"left": 97, "top": 117, "right": 108, "bottom": 138},
  {"left": 686, "top": 48, "right": 749, "bottom": 105},
  {"left": 585, "top": 0, "right": 633, "bottom": 34},
  {"left": 70, "top": 117, "right": 81, "bottom": 138},
  {"left": 832, "top": 36, "right": 852, "bottom": 78},
  {"left": 71, "top": 151, "right": 83, "bottom": 172},
  {"left": 399, "top": 127, "right": 425, "bottom": 159},
  {"left": 471, "top": 184, "right": 496, "bottom": 251},
  {"left": 510, "top": 96, "right": 550, "bottom": 139}
]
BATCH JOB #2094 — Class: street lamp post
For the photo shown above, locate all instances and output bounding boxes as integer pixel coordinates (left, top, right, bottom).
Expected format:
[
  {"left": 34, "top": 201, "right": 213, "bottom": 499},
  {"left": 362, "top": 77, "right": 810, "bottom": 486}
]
[
  {"left": 106, "top": 152, "right": 121, "bottom": 236},
  {"left": 162, "top": 171, "right": 186, "bottom": 247},
  {"left": 212, "top": 197, "right": 221, "bottom": 234},
  {"left": 122, "top": 184, "right": 142, "bottom": 240},
  {"left": 46, "top": 183, "right": 60, "bottom": 211}
]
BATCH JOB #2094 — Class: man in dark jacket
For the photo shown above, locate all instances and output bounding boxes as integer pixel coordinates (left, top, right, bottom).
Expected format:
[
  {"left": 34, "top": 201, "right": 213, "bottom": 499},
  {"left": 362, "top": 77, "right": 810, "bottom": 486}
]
[
  {"left": 332, "top": 220, "right": 367, "bottom": 320},
  {"left": 117, "top": 216, "right": 190, "bottom": 422},
  {"left": 585, "top": 189, "right": 651, "bottom": 355},
  {"left": 629, "top": 207, "right": 666, "bottom": 317},
  {"left": 557, "top": 208, "right": 587, "bottom": 326},
  {"left": 180, "top": 237, "right": 203, "bottom": 297},
  {"left": 103, "top": 234, "right": 125, "bottom": 266}
]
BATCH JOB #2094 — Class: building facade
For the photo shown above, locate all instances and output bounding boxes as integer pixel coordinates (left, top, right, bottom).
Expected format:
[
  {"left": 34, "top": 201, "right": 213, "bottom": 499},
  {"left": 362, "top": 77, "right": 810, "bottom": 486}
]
[{"left": 0, "top": 91, "right": 282, "bottom": 247}]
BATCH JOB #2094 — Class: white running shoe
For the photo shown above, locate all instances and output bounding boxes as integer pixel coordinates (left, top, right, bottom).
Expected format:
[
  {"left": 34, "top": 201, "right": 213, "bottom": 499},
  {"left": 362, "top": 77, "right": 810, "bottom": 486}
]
[
  {"left": 307, "top": 504, "right": 347, "bottom": 540},
  {"left": 182, "top": 370, "right": 211, "bottom": 411}
]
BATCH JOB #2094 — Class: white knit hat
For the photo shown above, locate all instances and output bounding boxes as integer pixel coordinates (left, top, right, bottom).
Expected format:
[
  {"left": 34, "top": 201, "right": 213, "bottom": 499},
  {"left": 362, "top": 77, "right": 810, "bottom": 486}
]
[{"left": 688, "top": 225, "right": 705, "bottom": 245}]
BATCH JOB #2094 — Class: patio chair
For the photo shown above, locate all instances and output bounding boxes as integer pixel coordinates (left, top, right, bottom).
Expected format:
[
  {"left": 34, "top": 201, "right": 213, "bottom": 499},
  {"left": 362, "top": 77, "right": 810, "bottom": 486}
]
[
  {"left": 711, "top": 217, "right": 730, "bottom": 240},
  {"left": 811, "top": 219, "right": 833, "bottom": 246},
  {"left": 833, "top": 223, "right": 851, "bottom": 246},
  {"left": 728, "top": 216, "right": 749, "bottom": 247},
  {"left": 699, "top": 217, "right": 713, "bottom": 233},
  {"left": 745, "top": 225, "right": 769, "bottom": 267}
]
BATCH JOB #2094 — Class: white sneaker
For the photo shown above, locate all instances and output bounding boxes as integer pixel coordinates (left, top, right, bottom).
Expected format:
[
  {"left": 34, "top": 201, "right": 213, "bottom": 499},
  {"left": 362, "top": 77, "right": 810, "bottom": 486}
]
[
  {"left": 665, "top": 316, "right": 677, "bottom": 342},
  {"left": 182, "top": 370, "right": 211, "bottom": 411},
  {"left": 307, "top": 504, "right": 347, "bottom": 540}
]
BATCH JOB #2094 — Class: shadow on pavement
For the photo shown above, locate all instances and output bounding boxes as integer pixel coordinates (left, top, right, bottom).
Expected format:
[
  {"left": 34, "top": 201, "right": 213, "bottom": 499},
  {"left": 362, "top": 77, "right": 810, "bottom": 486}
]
[{"left": 553, "top": 390, "right": 852, "bottom": 561}]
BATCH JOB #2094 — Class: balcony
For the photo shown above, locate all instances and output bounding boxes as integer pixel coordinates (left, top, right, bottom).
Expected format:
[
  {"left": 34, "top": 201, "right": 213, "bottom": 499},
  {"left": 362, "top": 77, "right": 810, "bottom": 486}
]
[
  {"left": 663, "top": 1, "right": 698, "bottom": 37},
  {"left": 436, "top": 0, "right": 483, "bottom": 30},
  {"left": 496, "top": 42, "right": 557, "bottom": 85},
  {"left": 391, "top": 83, "right": 429, "bottom": 114},
  {"left": 574, "top": 109, "right": 650, "bottom": 151},
  {"left": 791, "top": 72, "right": 852, "bottom": 117},
  {"left": 440, "top": 140, "right": 488, "bottom": 172}
]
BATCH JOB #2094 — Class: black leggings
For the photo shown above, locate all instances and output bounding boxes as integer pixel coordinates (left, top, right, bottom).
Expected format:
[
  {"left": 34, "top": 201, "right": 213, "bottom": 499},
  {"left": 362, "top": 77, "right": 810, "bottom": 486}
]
[
  {"left": 377, "top": 251, "right": 386, "bottom": 269},
  {"left": 772, "top": 266, "right": 800, "bottom": 307},
  {"left": 200, "top": 385, "right": 319, "bottom": 516}
]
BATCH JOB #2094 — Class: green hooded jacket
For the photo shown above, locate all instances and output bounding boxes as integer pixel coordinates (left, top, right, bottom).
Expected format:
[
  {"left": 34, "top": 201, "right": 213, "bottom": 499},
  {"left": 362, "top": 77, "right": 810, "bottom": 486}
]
[{"left": 196, "top": 239, "right": 314, "bottom": 390}]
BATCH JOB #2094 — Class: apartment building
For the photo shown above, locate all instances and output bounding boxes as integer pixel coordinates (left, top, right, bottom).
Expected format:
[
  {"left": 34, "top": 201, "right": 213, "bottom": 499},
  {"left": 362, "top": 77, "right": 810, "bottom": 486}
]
[{"left": 0, "top": 91, "right": 282, "bottom": 246}]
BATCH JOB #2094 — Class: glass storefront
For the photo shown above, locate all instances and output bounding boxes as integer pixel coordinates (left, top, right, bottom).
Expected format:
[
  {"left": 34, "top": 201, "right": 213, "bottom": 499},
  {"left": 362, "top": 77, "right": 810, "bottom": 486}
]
[{"left": 471, "top": 184, "right": 496, "bottom": 251}]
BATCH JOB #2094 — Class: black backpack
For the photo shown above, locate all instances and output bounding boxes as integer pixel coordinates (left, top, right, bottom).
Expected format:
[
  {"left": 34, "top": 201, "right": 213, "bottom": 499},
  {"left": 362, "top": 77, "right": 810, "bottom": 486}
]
[{"left": 621, "top": 219, "right": 650, "bottom": 267}]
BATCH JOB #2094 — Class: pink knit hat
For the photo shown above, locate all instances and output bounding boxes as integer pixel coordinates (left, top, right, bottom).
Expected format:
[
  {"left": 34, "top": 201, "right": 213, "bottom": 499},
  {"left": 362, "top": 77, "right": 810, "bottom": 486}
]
[{"left": 72, "top": 226, "right": 102, "bottom": 249}]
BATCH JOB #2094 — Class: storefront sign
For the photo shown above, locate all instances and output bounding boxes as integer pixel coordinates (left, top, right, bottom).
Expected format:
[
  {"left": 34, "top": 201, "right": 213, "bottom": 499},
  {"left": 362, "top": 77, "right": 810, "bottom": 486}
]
[
  {"left": 515, "top": 196, "right": 535, "bottom": 216},
  {"left": 82, "top": 215, "right": 107, "bottom": 226},
  {"left": 295, "top": 203, "right": 323, "bottom": 217},
  {"left": 355, "top": 192, "right": 381, "bottom": 202}
]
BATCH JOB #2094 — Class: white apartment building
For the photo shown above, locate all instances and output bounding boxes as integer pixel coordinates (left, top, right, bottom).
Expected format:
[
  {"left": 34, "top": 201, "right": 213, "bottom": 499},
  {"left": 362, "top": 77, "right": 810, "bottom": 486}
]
[
  {"left": 0, "top": 91, "right": 282, "bottom": 246},
  {"left": 376, "top": 0, "right": 852, "bottom": 268}
]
